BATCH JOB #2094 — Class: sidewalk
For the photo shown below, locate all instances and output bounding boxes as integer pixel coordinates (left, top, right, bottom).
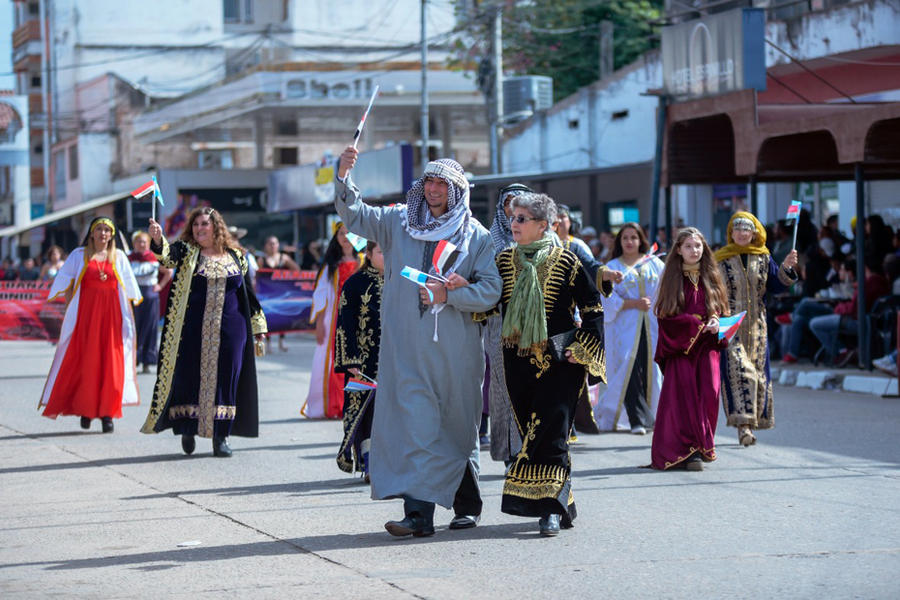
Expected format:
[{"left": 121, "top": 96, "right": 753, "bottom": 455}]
[{"left": 771, "top": 362, "right": 898, "bottom": 397}]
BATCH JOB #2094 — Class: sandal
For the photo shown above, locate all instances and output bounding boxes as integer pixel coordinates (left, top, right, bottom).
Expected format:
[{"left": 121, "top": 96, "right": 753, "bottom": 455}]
[{"left": 738, "top": 426, "right": 756, "bottom": 447}]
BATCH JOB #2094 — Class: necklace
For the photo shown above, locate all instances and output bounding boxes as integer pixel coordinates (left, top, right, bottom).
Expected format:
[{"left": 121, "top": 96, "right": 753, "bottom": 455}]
[{"left": 92, "top": 254, "right": 109, "bottom": 281}]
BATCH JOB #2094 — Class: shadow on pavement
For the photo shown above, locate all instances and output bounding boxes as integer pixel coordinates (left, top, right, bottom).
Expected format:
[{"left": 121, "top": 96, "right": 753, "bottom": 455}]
[
  {"left": 0, "top": 523, "right": 542, "bottom": 572},
  {"left": 0, "top": 431, "right": 105, "bottom": 441},
  {"left": 0, "top": 453, "right": 187, "bottom": 474},
  {"left": 122, "top": 477, "right": 363, "bottom": 500}
]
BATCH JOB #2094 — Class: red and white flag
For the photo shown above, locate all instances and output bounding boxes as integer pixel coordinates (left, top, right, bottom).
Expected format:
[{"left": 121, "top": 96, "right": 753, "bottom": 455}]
[
  {"left": 131, "top": 181, "right": 155, "bottom": 200},
  {"left": 432, "top": 240, "right": 460, "bottom": 276},
  {"left": 786, "top": 200, "right": 802, "bottom": 221}
]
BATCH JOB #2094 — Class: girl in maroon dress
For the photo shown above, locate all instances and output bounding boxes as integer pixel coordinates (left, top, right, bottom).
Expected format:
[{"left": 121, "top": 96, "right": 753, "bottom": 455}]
[{"left": 650, "top": 227, "right": 729, "bottom": 471}]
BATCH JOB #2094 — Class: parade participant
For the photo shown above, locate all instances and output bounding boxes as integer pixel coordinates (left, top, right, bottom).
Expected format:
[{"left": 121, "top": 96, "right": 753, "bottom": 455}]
[
  {"left": 129, "top": 232, "right": 170, "bottom": 374},
  {"left": 488, "top": 192, "right": 608, "bottom": 536},
  {"left": 40, "top": 217, "right": 142, "bottom": 432},
  {"left": 651, "top": 228, "right": 729, "bottom": 471},
  {"left": 335, "top": 241, "right": 384, "bottom": 479},
  {"left": 141, "top": 209, "right": 267, "bottom": 457},
  {"left": 485, "top": 183, "right": 532, "bottom": 462},
  {"left": 260, "top": 235, "right": 299, "bottom": 353},
  {"left": 335, "top": 146, "right": 501, "bottom": 538},
  {"left": 715, "top": 212, "right": 797, "bottom": 447},
  {"left": 597, "top": 223, "right": 664, "bottom": 434},
  {"left": 40, "top": 245, "right": 65, "bottom": 280},
  {"left": 553, "top": 204, "right": 600, "bottom": 279},
  {"left": 302, "top": 224, "right": 359, "bottom": 419}
]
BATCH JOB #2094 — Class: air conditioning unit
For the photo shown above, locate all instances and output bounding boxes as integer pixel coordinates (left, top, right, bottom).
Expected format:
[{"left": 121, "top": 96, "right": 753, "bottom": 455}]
[{"left": 503, "top": 76, "right": 553, "bottom": 123}]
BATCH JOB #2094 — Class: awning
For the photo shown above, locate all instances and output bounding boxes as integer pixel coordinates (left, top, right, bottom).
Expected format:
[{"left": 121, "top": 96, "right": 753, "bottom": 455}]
[{"left": 0, "top": 190, "right": 130, "bottom": 238}]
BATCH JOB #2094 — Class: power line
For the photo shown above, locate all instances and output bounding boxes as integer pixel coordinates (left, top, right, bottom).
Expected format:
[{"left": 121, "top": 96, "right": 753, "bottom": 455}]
[{"left": 765, "top": 38, "right": 857, "bottom": 104}]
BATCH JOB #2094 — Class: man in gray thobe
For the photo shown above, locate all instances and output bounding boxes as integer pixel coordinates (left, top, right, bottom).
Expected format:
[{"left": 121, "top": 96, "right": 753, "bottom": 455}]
[{"left": 336, "top": 146, "right": 501, "bottom": 537}]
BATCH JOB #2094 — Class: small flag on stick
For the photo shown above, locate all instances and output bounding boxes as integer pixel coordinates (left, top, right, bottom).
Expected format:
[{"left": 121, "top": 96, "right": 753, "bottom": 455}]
[
  {"left": 345, "top": 231, "right": 368, "bottom": 253},
  {"left": 344, "top": 379, "right": 377, "bottom": 393},
  {"left": 352, "top": 85, "right": 380, "bottom": 150},
  {"left": 401, "top": 265, "right": 444, "bottom": 302},
  {"left": 718, "top": 311, "right": 747, "bottom": 342},
  {"left": 786, "top": 200, "right": 802, "bottom": 250},
  {"left": 132, "top": 176, "right": 165, "bottom": 221},
  {"left": 432, "top": 240, "right": 459, "bottom": 276}
]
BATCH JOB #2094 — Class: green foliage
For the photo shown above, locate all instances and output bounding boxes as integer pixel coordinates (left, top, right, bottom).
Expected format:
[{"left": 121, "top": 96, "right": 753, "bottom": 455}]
[{"left": 450, "top": 0, "right": 663, "bottom": 103}]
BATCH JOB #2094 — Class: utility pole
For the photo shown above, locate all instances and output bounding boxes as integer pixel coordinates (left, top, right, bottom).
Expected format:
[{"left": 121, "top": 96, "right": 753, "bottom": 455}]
[
  {"left": 489, "top": 4, "right": 503, "bottom": 174},
  {"left": 420, "top": 0, "right": 430, "bottom": 168},
  {"left": 599, "top": 21, "right": 613, "bottom": 80}
]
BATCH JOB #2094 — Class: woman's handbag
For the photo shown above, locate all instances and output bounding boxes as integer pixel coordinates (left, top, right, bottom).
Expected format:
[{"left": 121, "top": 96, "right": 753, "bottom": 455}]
[{"left": 547, "top": 329, "right": 577, "bottom": 362}]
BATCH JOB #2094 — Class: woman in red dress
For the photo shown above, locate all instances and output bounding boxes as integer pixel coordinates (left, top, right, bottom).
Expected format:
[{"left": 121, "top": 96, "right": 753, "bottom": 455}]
[
  {"left": 650, "top": 227, "right": 730, "bottom": 471},
  {"left": 40, "top": 217, "right": 142, "bottom": 432},
  {"left": 302, "top": 223, "right": 360, "bottom": 419}
]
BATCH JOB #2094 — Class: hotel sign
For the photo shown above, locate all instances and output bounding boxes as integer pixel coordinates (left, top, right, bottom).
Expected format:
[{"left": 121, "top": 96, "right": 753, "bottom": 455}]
[{"left": 662, "top": 8, "right": 766, "bottom": 99}]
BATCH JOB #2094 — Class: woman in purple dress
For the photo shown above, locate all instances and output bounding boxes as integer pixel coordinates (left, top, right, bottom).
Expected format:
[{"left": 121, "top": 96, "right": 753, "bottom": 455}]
[
  {"left": 141, "top": 208, "right": 268, "bottom": 457},
  {"left": 650, "top": 227, "right": 730, "bottom": 472}
]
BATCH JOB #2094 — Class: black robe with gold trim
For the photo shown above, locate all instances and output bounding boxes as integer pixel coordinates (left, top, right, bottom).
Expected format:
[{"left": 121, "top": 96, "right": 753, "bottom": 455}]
[
  {"left": 140, "top": 238, "right": 267, "bottom": 438},
  {"left": 333, "top": 264, "right": 383, "bottom": 474},
  {"left": 489, "top": 246, "right": 608, "bottom": 524}
]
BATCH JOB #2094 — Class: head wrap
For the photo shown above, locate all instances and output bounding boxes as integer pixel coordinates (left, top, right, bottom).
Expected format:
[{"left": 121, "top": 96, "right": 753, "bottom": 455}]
[
  {"left": 401, "top": 159, "right": 473, "bottom": 259},
  {"left": 714, "top": 211, "right": 769, "bottom": 262},
  {"left": 489, "top": 183, "right": 532, "bottom": 253},
  {"left": 89, "top": 217, "right": 116, "bottom": 236}
]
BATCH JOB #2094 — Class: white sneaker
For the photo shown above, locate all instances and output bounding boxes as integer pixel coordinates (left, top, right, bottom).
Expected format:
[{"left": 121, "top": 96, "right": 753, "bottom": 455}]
[
  {"left": 873, "top": 355, "right": 898, "bottom": 376},
  {"left": 630, "top": 426, "right": 647, "bottom": 435}
]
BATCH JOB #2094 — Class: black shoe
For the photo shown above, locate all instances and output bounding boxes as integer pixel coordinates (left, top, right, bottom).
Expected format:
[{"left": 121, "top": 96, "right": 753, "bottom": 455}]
[
  {"left": 384, "top": 514, "right": 435, "bottom": 538},
  {"left": 448, "top": 514, "right": 480, "bottom": 530},
  {"left": 685, "top": 453, "right": 703, "bottom": 471},
  {"left": 212, "top": 437, "right": 232, "bottom": 457},
  {"left": 181, "top": 434, "right": 196, "bottom": 455},
  {"left": 539, "top": 514, "right": 560, "bottom": 537},
  {"left": 80, "top": 417, "right": 91, "bottom": 430},
  {"left": 100, "top": 417, "right": 114, "bottom": 433}
]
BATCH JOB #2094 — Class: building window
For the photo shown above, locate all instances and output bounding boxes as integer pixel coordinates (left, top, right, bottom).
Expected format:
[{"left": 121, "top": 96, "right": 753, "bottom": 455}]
[
  {"left": 30, "top": 75, "right": 41, "bottom": 88},
  {"left": 54, "top": 151, "right": 66, "bottom": 202},
  {"left": 68, "top": 146, "right": 78, "bottom": 180},
  {"left": 276, "top": 120, "right": 298, "bottom": 136},
  {"left": 274, "top": 147, "right": 298, "bottom": 166},
  {"left": 28, "top": 1, "right": 39, "bottom": 16},
  {"left": 224, "top": 0, "right": 253, "bottom": 24}
]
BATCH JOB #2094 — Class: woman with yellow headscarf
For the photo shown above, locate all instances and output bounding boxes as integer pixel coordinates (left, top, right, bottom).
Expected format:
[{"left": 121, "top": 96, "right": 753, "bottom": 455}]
[
  {"left": 715, "top": 212, "right": 798, "bottom": 447},
  {"left": 40, "top": 217, "right": 142, "bottom": 433}
]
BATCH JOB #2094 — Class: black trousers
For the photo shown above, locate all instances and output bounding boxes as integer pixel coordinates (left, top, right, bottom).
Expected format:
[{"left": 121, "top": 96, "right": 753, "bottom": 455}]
[
  {"left": 403, "top": 461, "right": 482, "bottom": 519},
  {"left": 623, "top": 321, "right": 654, "bottom": 429}
]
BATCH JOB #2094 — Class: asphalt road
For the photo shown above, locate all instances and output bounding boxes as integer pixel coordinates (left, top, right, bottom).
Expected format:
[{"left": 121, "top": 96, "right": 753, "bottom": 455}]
[{"left": 0, "top": 337, "right": 898, "bottom": 599}]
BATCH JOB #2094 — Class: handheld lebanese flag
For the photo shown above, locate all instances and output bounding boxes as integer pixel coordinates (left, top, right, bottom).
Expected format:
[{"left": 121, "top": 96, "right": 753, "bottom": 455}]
[
  {"left": 718, "top": 311, "right": 747, "bottom": 342},
  {"left": 345, "top": 231, "right": 367, "bottom": 253},
  {"left": 786, "top": 200, "right": 802, "bottom": 221},
  {"left": 432, "top": 240, "right": 460, "bottom": 276},
  {"left": 131, "top": 180, "right": 155, "bottom": 200},
  {"left": 344, "top": 379, "right": 377, "bottom": 393}
]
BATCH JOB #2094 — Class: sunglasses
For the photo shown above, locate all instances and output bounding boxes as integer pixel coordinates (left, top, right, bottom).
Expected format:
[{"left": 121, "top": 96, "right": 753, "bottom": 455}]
[{"left": 511, "top": 215, "right": 541, "bottom": 224}]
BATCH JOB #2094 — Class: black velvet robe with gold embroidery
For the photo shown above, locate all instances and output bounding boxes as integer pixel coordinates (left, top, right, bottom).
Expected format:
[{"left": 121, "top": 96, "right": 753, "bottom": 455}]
[
  {"left": 491, "top": 247, "right": 608, "bottom": 524},
  {"left": 140, "top": 239, "right": 267, "bottom": 438},
  {"left": 334, "top": 265, "right": 383, "bottom": 473}
]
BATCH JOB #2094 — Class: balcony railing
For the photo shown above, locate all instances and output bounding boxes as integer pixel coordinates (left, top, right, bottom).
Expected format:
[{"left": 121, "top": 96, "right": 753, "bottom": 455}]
[{"left": 12, "top": 20, "right": 40, "bottom": 49}]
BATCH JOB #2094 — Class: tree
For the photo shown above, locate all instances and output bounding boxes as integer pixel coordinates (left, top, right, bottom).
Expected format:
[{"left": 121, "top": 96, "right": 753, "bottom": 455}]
[{"left": 450, "top": 0, "right": 663, "bottom": 103}]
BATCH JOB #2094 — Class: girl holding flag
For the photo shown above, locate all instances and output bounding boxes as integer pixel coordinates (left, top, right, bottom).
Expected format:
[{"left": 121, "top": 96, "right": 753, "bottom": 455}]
[
  {"left": 597, "top": 223, "right": 664, "bottom": 434},
  {"left": 715, "top": 212, "right": 797, "bottom": 447},
  {"left": 303, "top": 223, "right": 360, "bottom": 419},
  {"left": 651, "top": 228, "right": 729, "bottom": 471},
  {"left": 335, "top": 241, "right": 384, "bottom": 479},
  {"left": 40, "top": 217, "right": 142, "bottom": 432}
]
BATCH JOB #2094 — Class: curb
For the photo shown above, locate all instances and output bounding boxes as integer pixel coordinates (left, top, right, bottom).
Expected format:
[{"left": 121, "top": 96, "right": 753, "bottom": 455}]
[{"left": 771, "top": 366, "right": 897, "bottom": 397}]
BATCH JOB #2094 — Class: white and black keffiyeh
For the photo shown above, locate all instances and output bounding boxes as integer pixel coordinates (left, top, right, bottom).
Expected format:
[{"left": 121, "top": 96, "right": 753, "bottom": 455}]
[
  {"left": 401, "top": 159, "right": 474, "bottom": 259},
  {"left": 489, "top": 184, "right": 531, "bottom": 253}
]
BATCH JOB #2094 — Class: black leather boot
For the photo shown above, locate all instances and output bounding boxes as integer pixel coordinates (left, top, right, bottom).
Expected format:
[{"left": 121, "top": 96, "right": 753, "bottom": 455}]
[
  {"left": 181, "top": 434, "right": 196, "bottom": 455},
  {"left": 100, "top": 417, "right": 114, "bottom": 433},
  {"left": 212, "top": 437, "right": 232, "bottom": 457},
  {"left": 80, "top": 417, "right": 91, "bottom": 430}
]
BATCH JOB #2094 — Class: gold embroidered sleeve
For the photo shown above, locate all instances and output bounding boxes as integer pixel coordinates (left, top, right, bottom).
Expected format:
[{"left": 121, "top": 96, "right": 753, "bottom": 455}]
[
  {"left": 567, "top": 329, "right": 606, "bottom": 380},
  {"left": 778, "top": 262, "right": 798, "bottom": 287},
  {"left": 473, "top": 306, "right": 500, "bottom": 322},
  {"left": 594, "top": 266, "right": 614, "bottom": 297},
  {"left": 151, "top": 237, "right": 178, "bottom": 268}
]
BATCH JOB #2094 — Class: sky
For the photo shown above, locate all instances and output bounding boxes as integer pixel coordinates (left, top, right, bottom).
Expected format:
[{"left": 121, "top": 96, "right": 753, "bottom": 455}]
[{"left": 0, "top": 5, "right": 13, "bottom": 90}]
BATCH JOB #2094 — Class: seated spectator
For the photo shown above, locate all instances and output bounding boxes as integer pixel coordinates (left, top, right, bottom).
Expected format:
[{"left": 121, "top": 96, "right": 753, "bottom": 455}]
[
  {"left": 18, "top": 257, "right": 41, "bottom": 281},
  {"left": 0, "top": 257, "right": 15, "bottom": 280},
  {"left": 808, "top": 254, "right": 890, "bottom": 367},
  {"left": 865, "top": 214, "right": 893, "bottom": 265},
  {"left": 781, "top": 257, "right": 856, "bottom": 363},
  {"left": 873, "top": 349, "right": 898, "bottom": 377},
  {"left": 771, "top": 220, "right": 793, "bottom": 265},
  {"left": 885, "top": 254, "right": 900, "bottom": 295}
]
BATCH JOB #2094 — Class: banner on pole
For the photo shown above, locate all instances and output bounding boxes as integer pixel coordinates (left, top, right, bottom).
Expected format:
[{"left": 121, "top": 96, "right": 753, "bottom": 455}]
[{"left": 254, "top": 269, "right": 318, "bottom": 333}]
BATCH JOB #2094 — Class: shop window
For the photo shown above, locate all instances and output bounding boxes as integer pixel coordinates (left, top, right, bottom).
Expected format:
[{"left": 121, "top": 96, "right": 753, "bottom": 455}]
[
  {"left": 607, "top": 201, "right": 639, "bottom": 234},
  {"left": 224, "top": 0, "right": 253, "bottom": 23},
  {"left": 275, "top": 147, "right": 298, "bottom": 166}
]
